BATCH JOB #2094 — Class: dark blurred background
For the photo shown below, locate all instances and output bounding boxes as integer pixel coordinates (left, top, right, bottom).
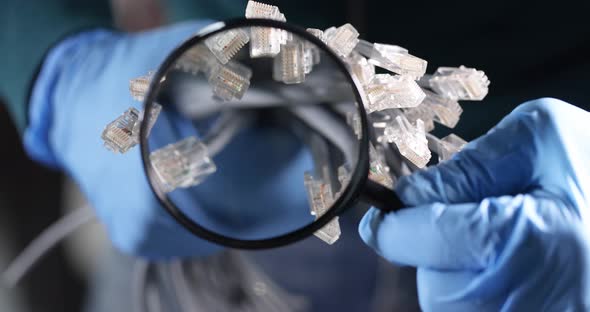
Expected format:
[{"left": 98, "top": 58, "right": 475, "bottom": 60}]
[{"left": 0, "top": 0, "right": 589, "bottom": 311}]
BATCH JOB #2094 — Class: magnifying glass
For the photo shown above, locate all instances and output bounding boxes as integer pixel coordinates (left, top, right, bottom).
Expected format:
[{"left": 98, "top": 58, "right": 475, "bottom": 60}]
[{"left": 139, "top": 18, "right": 405, "bottom": 249}]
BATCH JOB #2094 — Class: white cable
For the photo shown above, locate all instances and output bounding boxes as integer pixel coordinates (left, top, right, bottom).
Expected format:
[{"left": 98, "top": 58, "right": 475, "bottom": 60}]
[
  {"left": 1, "top": 207, "right": 95, "bottom": 288},
  {"left": 203, "top": 111, "right": 254, "bottom": 157}
]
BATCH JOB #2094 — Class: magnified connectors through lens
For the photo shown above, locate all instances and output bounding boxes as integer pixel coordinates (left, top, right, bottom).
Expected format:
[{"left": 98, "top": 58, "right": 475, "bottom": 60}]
[{"left": 139, "top": 19, "right": 370, "bottom": 249}]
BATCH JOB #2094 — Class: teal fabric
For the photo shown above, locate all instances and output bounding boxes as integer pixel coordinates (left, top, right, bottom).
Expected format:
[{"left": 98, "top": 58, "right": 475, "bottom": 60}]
[
  {"left": 0, "top": 2, "right": 112, "bottom": 133},
  {"left": 3, "top": 0, "right": 590, "bottom": 138},
  {"left": 165, "top": 0, "right": 244, "bottom": 22}
]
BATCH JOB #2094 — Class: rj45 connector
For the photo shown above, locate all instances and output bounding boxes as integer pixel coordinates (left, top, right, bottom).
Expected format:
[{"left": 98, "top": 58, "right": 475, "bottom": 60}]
[
  {"left": 365, "top": 74, "right": 426, "bottom": 112},
  {"left": 150, "top": 137, "right": 217, "bottom": 193},
  {"left": 383, "top": 115, "right": 431, "bottom": 168},
  {"left": 102, "top": 108, "right": 140, "bottom": 153},
  {"left": 429, "top": 66, "right": 490, "bottom": 100},
  {"left": 208, "top": 61, "right": 253, "bottom": 101}
]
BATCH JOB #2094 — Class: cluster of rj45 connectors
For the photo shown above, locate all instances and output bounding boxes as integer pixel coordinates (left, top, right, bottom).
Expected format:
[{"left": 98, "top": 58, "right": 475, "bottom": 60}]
[{"left": 101, "top": 0, "right": 489, "bottom": 245}]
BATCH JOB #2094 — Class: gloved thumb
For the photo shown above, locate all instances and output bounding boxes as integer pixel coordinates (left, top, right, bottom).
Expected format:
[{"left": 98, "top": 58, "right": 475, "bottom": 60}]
[
  {"left": 360, "top": 195, "right": 526, "bottom": 270},
  {"left": 395, "top": 106, "right": 543, "bottom": 207}
]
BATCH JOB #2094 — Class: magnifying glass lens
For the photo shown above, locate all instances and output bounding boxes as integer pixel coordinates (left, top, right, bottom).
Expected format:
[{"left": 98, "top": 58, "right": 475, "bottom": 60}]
[{"left": 143, "top": 23, "right": 366, "bottom": 245}]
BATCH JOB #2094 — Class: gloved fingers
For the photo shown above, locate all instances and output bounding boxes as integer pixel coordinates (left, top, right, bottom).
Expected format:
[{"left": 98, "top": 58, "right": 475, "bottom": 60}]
[
  {"left": 395, "top": 102, "right": 542, "bottom": 207},
  {"left": 359, "top": 195, "right": 534, "bottom": 270},
  {"left": 416, "top": 268, "right": 503, "bottom": 312}
]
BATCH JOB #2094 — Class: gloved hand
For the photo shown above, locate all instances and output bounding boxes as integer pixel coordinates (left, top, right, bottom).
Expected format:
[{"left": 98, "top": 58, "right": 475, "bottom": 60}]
[
  {"left": 359, "top": 98, "right": 590, "bottom": 311},
  {"left": 23, "top": 22, "right": 313, "bottom": 258}
]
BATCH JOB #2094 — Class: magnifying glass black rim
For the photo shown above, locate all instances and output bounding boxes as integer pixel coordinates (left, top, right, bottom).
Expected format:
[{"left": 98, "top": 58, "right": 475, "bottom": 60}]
[{"left": 140, "top": 18, "right": 371, "bottom": 249}]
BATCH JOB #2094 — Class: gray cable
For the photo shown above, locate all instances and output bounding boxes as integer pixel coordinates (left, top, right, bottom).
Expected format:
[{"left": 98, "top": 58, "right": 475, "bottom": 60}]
[
  {"left": 1, "top": 207, "right": 95, "bottom": 288},
  {"left": 132, "top": 260, "right": 149, "bottom": 312},
  {"left": 204, "top": 111, "right": 254, "bottom": 157},
  {"left": 174, "top": 67, "right": 354, "bottom": 120},
  {"left": 288, "top": 105, "right": 358, "bottom": 166},
  {"left": 168, "top": 260, "right": 200, "bottom": 312},
  {"left": 154, "top": 262, "right": 185, "bottom": 312},
  {"left": 145, "top": 270, "right": 163, "bottom": 312}
]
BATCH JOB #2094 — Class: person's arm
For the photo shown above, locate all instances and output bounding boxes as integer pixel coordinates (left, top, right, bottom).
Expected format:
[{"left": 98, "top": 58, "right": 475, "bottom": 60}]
[
  {"left": 21, "top": 21, "right": 223, "bottom": 257},
  {"left": 360, "top": 98, "right": 590, "bottom": 311}
]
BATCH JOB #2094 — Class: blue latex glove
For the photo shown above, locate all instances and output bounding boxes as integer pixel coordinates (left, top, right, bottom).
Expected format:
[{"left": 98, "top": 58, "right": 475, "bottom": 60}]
[
  {"left": 23, "top": 22, "right": 313, "bottom": 258},
  {"left": 360, "top": 98, "right": 590, "bottom": 311}
]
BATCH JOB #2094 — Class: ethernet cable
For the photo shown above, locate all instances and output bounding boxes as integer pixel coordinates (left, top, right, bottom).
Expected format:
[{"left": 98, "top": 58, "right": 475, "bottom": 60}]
[
  {"left": 133, "top": 252, "right": 309, "bottom": 312},
  {"left": 170, "top": 74, "right": 351, "bottom": 120},
  {"left": 168, "top": 260, "right": 199, "bottom": 312},
  {"left": 132, "top": 260, "right": 149, "bottom": 312},
  {"left": 1, "top": 207, "right": 95, "bottom": 288},
  {"left": 201, "top": 110, "right": 255, "bottom": 157},
  {"left": 287, "top": 105, "right": 357, "bottom": 167}
]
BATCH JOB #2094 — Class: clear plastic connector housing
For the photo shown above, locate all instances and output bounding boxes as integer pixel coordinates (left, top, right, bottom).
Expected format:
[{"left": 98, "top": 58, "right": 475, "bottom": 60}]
[
  {"left": 132, "top": 103, "right": 162, "bottom": 138},
  {"left": 101, "top": 108, "right": 140, "bottom": 153},
  {"left": 356, "top": 40, "right": 427, "bottom": 79},
  {"left": 303, "top": 47, "right": 317, "bottom": 74},
  {"left": 304, "top": 172, "right": 341, "bottom": 244},
  {"left": 303, "top": 43, "right": 320, "bottom": 74},
  {"left": 314, "top": 218, "right": 341, "bottom": 245},
  {"left": 365, "top": 74, "right": 426, "bottom": 112},
  {"left": 421, "top": 90, "right": 463, "bottom": 128},
  {"left": 345, "top": 52, "right": 375, "bottom": 86},
  {"left": 250, "top": 26, "right": 282, "bottom": 58},
  {"left": 245, "top": 1, "right": 284, "bottom": 58},
  {"left": 129, "top": 73, "right": 153, "bottom": 101},
  {"left": 324, "top": 23, "right": 359, "bottom": 58},
  {"left": 346, "top": 111, "right": 362, "bottom": 139},
  {"left": 383, "top": 116, "right": 431, "bottom": 168},
  {"left": 436, "top": 133, "right": 467, "bottom": 161},
  {"left": 301, "top": 29, "right": 323, "bottom": 74},
  {"left": 276, "top": 13, "right": 292, "bottom": 45},
  {"left": 245, "top": 0, "right": 280, "bottom": 19},
  {"left": 429, "top": 66, "right": 490, "bottom": 100},
  {"left": 323, "top": 26, "right": 336, "bottom": 37},
  {"left": 304, "top": 172, "right": 333, "bottom": 217},
  {"left": 175, "top": 44, "right": 218, "bottom": 75},
  {"left": 306, "top": 28, "right": 325, "bottom": 42},
  {"left": 280, "top": 29, "right": 293, "bottom": 46},
  {"left": 404, "top": 104, "right": 435, "bottom": 132},
  {"left": 273, "top": 40, "right": 306, "bottom": 84},
  {"left": 205, "top": 29, "right": 250, "bottom": 64},
  {"left": 208, "top": 61, "right": 253, "bottom": 101},
  {"left": 369, "top": 144, "right": 394, "bottom": 188},
  {"left": 337, "top": 166, "right": 350, "bottom": 191},
  {"left": 365, "top": 75, "right": 393, "bottom": 111},
  {"left": 150, "top": 137, "right": 217, "bottom": 193},
  {"left": 357, "top": 39, "right": 408, "bottom": 55}
]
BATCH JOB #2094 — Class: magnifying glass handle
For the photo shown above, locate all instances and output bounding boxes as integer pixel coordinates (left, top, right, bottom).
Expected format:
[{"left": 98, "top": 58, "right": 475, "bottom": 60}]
[{"left": 360, "top": 180, "right": 406, "bottom": 213}]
